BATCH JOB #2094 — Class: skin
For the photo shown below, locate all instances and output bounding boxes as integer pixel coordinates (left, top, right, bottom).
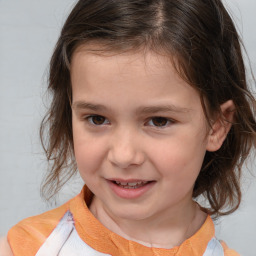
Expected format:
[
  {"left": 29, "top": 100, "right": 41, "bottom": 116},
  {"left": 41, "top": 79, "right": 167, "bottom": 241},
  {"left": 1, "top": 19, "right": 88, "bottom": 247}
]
[
  {"left": 1, "top": 48, "right": 234, "bottom": 254},
  {"left": 71, "top": 47, "right": 234, "bottom": 249},
  {"left": 0, "top": 237, "right": 13, "bottom": 256}
]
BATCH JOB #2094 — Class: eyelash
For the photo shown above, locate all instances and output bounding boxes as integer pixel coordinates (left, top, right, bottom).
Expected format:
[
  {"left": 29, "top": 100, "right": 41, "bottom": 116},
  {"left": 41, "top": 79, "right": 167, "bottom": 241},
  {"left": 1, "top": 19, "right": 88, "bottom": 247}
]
[
  {"left": 146, "top": 117, "right": 174, "bottom": 128},
  {"left": 85, "top": 115, "right": 110, "bottom": 126},
  {"left": 84, "top": 115, "right": 175, "bottom": 128}
]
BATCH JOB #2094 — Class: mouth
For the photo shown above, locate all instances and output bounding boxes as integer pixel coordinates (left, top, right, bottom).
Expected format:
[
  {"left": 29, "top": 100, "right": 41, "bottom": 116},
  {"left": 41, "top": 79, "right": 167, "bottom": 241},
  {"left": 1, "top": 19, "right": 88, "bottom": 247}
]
[
  {"left": 111, "top": 180, "right": 152, "bottom": 189},
  {"left": 107, "top": 179, "right": 155, "bottom": 199}
]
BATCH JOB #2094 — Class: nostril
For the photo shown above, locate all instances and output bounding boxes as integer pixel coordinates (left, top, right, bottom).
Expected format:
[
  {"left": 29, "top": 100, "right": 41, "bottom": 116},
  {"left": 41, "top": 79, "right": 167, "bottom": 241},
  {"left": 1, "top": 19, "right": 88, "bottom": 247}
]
[{"left": 107, "top": 148, "right": 145, "bottom": 169}]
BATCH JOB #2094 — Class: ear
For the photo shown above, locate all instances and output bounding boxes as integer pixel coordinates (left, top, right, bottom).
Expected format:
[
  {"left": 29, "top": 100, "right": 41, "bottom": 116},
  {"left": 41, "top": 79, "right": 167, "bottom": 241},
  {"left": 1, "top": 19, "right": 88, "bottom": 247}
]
[{"left": 206, "top": 100, "right": 235, "bottom": 152}]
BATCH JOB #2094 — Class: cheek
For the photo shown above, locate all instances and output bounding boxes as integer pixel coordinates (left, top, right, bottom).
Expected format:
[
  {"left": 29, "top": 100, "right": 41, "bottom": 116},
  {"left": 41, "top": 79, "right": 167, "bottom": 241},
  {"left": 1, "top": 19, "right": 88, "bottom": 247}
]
[
  {"left": 151, "top": 133, "right": 206, "bottom": 180},
  {"left": 74, "top": 140, "right": 106, "bottom": 185},
  {"left": 73, "top": 126, "right": 106, "bottom": 178},
  {"left": 74, "top": 142, "right": 99, "bottom": 172},
  {"left": 155, "top": 143, "right": 205, "bottom": 200}
]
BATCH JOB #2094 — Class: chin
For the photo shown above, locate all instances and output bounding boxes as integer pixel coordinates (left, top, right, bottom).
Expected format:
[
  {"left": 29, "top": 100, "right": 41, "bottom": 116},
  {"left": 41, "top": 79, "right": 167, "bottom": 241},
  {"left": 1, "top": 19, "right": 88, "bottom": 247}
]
[{"left": 108, "top": 204, "right": 154, "bottom": 221}]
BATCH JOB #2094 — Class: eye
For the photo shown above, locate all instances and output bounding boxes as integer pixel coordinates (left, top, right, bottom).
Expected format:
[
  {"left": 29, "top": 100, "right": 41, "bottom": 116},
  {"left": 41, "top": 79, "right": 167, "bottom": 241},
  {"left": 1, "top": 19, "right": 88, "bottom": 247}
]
[
  {"left": 147, "top": 117, "right": 173, "bottom": 127},
  {"left": 86, "top": 115, "right": 110, "bottom": 125}
]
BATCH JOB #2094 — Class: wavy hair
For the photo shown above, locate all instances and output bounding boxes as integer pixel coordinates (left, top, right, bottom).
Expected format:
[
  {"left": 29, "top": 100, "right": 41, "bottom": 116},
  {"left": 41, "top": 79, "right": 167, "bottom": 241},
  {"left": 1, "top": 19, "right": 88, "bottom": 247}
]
[{"left": 40, "top": 0, "right": 256, "bottom": 217}]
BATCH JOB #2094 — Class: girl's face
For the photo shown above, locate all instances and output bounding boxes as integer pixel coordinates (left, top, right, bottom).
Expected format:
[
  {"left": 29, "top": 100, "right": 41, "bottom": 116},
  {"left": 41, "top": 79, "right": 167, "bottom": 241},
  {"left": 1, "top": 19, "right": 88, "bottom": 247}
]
[{"left": 71, "top": 48, "right": 211, "bottom": 222}]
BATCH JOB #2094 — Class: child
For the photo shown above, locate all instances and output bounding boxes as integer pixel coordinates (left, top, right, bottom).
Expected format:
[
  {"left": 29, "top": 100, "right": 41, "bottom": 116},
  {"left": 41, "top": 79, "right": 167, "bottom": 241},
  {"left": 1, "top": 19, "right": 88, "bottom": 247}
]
[{"left": 1, "top": 0, "right": 256, "bottom": 255}]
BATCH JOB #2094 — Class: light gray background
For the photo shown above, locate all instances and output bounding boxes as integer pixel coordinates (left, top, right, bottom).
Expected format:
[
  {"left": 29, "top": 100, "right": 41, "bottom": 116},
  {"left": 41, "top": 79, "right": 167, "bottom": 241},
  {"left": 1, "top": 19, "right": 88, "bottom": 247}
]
[{"left": 0, "top": 0, "right": 255, "bottom": 255}]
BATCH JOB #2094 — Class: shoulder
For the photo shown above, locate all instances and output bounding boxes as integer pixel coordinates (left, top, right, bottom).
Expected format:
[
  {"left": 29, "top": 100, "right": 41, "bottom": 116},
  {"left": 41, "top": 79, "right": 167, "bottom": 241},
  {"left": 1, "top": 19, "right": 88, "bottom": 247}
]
[
  {"left": 221, "top": 241, "right": 240, "bottom": 256},
  {"left": 7, "top": 200, "right": 70, "bottom": 256},
  {"left": 0, "top": 236, "right": 13, "bottom": 256}
]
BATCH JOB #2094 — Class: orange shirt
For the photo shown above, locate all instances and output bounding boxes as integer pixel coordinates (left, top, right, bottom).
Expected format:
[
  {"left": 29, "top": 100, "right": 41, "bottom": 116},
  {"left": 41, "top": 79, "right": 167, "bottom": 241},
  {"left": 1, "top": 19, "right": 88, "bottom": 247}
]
[{"left": 7, "top": 187, "right": 239, "bottom": 256}]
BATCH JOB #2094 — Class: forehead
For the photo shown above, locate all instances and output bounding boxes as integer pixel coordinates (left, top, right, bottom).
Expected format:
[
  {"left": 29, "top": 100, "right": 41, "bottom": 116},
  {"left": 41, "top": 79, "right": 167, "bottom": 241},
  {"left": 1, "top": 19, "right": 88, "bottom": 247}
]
[
  {"left": 70, "top": 44, "right": 185, "bottom": 91},
  {"left": 72, "top": 44, "right": 172, "bottom": 70},
  {"left": 70, "top": 46, "right": 206, "bottom": 122}
]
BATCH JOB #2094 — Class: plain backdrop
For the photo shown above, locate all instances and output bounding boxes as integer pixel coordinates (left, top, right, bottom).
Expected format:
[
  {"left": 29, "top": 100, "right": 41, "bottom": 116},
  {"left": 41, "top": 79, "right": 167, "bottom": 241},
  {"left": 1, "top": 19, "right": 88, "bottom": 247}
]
[{"left": 0, "top": 0, "right": 255, "bottom": 255}]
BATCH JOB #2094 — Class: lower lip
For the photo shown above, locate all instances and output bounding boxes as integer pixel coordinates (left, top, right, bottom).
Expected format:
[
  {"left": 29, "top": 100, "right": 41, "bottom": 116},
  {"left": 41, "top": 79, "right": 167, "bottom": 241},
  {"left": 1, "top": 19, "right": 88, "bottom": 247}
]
[{"left": 108, "top": 181, "right": 155, "bottom": 199}]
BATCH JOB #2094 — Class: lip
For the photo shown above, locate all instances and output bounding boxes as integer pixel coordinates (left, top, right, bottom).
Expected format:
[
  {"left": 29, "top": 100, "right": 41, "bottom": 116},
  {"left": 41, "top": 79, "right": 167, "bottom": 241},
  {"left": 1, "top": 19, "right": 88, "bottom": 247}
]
[
  {"left": 107, "top": 179, "right": 156, "bottom": 199},
  {"left": 109, "top": 178, "right": 150, "bottom": 183}
]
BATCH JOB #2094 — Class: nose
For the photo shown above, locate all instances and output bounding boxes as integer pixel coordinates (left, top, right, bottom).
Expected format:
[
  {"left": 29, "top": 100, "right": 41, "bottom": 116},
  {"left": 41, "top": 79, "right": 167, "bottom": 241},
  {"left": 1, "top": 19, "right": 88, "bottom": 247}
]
[{"left": 107, "top": 129, "right": 145, "bottom": 169}]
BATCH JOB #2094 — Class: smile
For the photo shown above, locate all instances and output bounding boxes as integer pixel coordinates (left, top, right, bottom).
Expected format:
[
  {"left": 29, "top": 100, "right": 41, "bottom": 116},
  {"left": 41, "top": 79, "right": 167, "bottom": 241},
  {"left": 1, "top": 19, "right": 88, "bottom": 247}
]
[
  {"left": 114, "top": 180, "right": 149, "bottom": 189},
  {"left": 108, "top": 179, "right": 155, "bottom": 199}
]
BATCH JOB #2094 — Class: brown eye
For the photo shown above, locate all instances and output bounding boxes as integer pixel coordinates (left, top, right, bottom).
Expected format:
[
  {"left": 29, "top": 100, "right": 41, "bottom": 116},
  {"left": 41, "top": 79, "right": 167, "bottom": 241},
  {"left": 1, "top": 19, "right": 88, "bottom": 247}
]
[
  {"left": 149, "top": 117, "right": 171, "bottom": 127},
  {"left": 88, "top": 115, "right": 109, "bottom": 125}
]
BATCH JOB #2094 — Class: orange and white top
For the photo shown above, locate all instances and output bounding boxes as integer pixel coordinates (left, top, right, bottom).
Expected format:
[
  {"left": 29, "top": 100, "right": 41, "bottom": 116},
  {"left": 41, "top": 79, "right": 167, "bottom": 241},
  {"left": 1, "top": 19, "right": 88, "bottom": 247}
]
[{"left": 7, "top": 187, "right": 239, "bottom": 256}]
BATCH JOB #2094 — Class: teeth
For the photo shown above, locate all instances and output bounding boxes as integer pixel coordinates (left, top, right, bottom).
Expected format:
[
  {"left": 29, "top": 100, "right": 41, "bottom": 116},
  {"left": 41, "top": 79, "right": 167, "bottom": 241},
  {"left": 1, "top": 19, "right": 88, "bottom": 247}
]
[
  {"left": 127, "top": 182, "right": 139, "bottom": 186},
  {"left": 114, "top": 180, "right": 148, "bottom": 188}
]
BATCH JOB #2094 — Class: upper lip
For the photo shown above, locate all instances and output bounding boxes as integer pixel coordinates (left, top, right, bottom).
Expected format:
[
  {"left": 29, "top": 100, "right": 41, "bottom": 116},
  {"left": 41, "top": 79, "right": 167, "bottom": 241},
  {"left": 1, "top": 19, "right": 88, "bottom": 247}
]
[{"left": 108, "top": 178, "right": 153, "bottom": 183}]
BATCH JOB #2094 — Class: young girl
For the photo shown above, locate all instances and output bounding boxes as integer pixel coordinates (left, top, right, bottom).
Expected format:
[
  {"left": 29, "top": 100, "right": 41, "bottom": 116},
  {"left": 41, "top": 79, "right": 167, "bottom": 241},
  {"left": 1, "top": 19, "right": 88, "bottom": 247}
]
[{"left": 1, "top": 0, "right": 256, "bottom": 255}]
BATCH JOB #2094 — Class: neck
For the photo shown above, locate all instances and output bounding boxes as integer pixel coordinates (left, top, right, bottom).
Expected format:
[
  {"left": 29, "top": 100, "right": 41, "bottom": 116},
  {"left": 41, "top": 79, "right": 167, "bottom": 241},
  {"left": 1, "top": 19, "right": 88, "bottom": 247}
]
[{"left": 89, "top": 197, "right": 207, "bottom": 249}]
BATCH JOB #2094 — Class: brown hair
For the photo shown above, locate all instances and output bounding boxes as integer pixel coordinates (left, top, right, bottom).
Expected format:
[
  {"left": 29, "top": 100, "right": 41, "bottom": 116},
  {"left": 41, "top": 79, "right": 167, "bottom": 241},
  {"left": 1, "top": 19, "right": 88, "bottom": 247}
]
[{"left": 40, "top": 0, "right": 256, "bottom": 217}]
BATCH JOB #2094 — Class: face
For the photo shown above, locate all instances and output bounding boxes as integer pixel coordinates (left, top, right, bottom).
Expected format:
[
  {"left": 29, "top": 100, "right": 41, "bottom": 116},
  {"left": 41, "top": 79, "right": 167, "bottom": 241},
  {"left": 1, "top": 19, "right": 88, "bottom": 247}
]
[{"left": 71, "top": 48, "right": 211, "bottom": 222}]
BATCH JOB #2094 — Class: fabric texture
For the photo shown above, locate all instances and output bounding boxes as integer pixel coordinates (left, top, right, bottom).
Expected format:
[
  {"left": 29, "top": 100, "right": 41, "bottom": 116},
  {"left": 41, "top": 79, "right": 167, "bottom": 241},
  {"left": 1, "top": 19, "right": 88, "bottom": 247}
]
[{"left": 7, "top": 187, "right": 240, "bottom": 256}]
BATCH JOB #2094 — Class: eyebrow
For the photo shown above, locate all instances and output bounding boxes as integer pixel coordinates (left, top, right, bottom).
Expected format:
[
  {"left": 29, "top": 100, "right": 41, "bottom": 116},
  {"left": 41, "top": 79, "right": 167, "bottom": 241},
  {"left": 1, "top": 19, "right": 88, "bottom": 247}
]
[
  {"left": 72, "top": 101, "right": 191, "bottom": 114},
  {"left": 72, "top": 101, "right": 107, "bottom": 111},
  {"left": 135, "top": 105, "right": 191, "bottom": 114}
]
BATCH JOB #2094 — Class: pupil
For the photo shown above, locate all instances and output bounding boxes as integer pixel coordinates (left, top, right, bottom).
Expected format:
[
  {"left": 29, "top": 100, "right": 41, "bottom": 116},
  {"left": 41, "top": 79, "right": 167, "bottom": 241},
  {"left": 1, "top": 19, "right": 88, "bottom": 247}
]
[
  {"left": 93, "top": 116, "right": 105, "bottom": 125},
  {"left": 152, "top": 117, "right": 167, "bottom": 126}
]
